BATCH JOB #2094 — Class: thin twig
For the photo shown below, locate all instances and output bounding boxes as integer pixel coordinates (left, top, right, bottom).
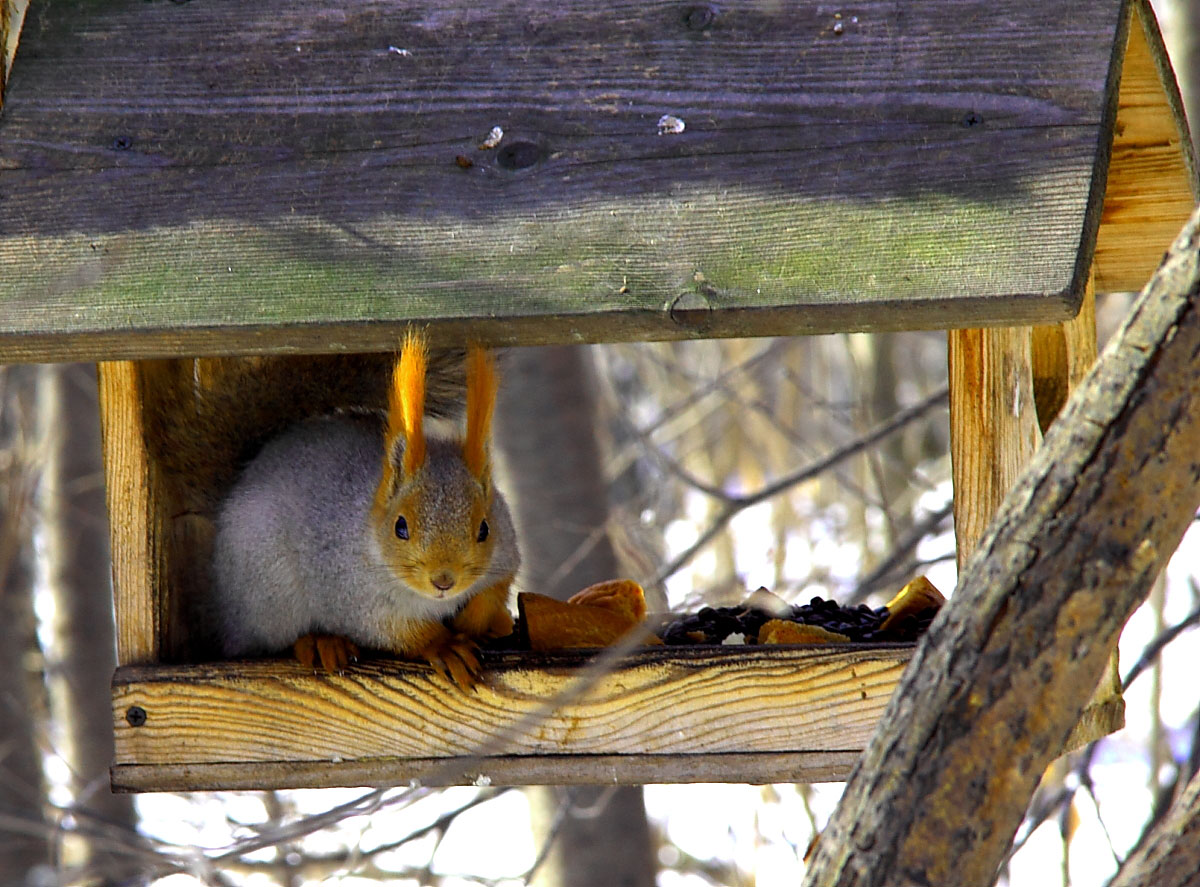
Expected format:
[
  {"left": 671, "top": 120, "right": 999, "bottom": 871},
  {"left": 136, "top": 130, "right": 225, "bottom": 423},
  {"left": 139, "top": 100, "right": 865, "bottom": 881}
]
[
  {"left": 850, "top": 500, "right": 954, "bottom": 603},
  {"left": 1122, "top": 601, "right": 1200, "bottom": 691},
  {"left": 653, "top": 386, "right": 948, "bottom": 585}
]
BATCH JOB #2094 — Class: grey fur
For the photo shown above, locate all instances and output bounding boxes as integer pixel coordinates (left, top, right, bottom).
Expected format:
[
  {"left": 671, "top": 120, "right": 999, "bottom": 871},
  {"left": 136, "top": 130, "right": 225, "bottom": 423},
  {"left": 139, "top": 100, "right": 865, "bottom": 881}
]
[{"left": 211, "top": 415, "right": 517, "bottom": 657}]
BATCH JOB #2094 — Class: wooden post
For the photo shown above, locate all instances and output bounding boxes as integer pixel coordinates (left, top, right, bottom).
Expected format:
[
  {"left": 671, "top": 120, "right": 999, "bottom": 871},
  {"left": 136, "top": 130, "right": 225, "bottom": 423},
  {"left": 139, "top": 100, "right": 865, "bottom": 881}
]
[
  {"left": 949, "top": 270, "right": 1123, "bottom": 750},
  {"left": 948, "top": 326, "right": 1040, "bottom": 570},
  {"left": 97, "top": 362, "right": 162, "bottom": 666}
]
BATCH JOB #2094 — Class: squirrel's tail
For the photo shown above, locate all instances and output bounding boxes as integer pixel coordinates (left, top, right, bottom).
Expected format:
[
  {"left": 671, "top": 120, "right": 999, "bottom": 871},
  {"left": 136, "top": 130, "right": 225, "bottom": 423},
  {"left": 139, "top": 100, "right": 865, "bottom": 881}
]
[{"left": 143, "top": 347, "right": 466, "bottom": 511}]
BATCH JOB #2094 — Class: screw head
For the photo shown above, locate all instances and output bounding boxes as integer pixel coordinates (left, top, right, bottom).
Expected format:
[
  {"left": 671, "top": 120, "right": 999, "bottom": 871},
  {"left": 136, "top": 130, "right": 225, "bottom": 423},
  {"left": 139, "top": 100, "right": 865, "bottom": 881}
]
[{"left": 125, "top": 705, "right": 147, "bottom": 727}]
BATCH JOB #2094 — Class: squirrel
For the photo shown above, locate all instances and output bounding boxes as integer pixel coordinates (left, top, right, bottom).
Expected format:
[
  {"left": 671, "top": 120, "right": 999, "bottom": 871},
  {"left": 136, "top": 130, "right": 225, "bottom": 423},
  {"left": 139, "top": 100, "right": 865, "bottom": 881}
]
[{"left": 182, "top": 332, "right": 519, "bottom": 689}]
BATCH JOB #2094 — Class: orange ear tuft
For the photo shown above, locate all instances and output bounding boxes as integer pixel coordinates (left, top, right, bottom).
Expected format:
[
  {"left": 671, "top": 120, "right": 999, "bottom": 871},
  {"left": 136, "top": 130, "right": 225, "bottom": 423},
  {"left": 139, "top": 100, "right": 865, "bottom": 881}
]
[
  {"left": 463, "top": 343, "right": 497, "bottom": 480},
  {"left": 387, "top": 329, "right": 428, "bottom": 478}
]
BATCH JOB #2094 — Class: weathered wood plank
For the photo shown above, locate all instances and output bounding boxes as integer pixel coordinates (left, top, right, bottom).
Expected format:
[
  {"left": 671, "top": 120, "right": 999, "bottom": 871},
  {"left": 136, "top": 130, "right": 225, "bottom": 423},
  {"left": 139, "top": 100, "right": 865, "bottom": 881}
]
[
  {"left": 111, "top": 752, "right": 864, "bottom": 793},
  {"left": 0, "top": 0, "right": 1129, "bottom": 359},
  {"left": 111, "top": 646, "right": 913, "bottom": 789}
]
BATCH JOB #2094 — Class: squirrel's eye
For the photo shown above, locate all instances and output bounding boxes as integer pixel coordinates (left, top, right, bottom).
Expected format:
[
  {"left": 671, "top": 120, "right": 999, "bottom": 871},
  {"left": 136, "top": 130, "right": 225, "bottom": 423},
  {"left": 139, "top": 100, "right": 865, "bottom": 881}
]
[
  {"left": 477, "top": 519, "right": 489, "bottom": 543},
  {"left": 395, "top": 516, "right": 409, "bottom": 540}
]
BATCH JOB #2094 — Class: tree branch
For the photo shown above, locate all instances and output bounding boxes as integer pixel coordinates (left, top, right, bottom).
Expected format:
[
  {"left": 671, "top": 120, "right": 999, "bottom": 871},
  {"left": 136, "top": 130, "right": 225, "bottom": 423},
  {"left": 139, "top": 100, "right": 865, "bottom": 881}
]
[
  {"left": 803, "top": 206, "right": 1200, "bottom": 887},
  {"left": 850, "top": 499, "right": 955, "bottom": 603},
  {"left": 1121, "top": 598, "right": 1200, "bottom": 691},
  {"left": 652, "top": 386, "right": 947, "bottom": 584}
]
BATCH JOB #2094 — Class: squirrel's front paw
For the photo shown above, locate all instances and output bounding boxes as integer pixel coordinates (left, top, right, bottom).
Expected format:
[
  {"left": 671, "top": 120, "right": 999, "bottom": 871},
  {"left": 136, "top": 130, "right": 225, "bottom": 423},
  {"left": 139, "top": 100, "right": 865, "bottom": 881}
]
[
  {"left": 420, "top": 634, "right": 482, "bottom": 691},
  {"left": 294, "top": 634, "right": 359, "bottom": 673}
]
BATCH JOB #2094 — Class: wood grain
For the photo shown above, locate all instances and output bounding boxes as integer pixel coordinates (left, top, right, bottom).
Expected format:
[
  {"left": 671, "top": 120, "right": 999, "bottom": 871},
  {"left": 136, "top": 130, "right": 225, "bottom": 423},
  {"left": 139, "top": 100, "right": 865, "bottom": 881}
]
[
  {"left": 111, "top": 646, "right": 913, "bottom": 789},
  {"left": 947, "top": 326, "right": 1041, "bottom": 569},
  {"left": 1093, "top": 1, "right": 1199, "bottom": 294},
  {"left": 952, "top": 278, "right": 1123, "bottom": 752},
  {"left": 111, "top": 751, "right": 865, "bottom": 793},
  {"left": 1032, "top": 272, "right": 1098, "bottom": 434},
  {"left": 0, "top": 0, "right": 1133, "bottom": 359},
  {"left": 97, "top": 362, "right": 161, "bottom": 665}
]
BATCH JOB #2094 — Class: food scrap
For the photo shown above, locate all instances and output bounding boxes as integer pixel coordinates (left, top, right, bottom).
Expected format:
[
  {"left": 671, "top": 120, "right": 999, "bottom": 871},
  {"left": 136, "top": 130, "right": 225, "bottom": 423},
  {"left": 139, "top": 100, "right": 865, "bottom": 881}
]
[
  {"left": 657, "top": 114, "right": 686, "bottom": 135},
  {"left": 491, "top": 577, "right": 944, "bottom": 652},
  {"left": 659, "top": 580, "right": 943, "bottom": 646},
  {"left": 758, "top": 620, "right": 851, "bottom": 645},
  {"left": 479, "top": 125, "right": 504, "bottom": 150},
  {"left": 879, "top": 576, "right": 946, "bottom": 637},
  {"left": 517, "top": 579, "right": 660, "bottom": 651}
]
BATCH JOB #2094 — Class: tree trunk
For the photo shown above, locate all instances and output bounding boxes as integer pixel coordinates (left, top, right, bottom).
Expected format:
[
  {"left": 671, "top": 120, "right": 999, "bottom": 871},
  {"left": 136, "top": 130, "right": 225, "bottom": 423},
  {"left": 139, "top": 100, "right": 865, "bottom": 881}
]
[
  {"left": 497, "top": 345, "right": 656, "bottom": 887},
  {"left": 0, "top": 366, "right": 52, "bottom": 884},
  {"left": 803, "top": 207, "right": 1200, "bottom": 887},
  {"left": 38, "top": 364, "right": 139, "bottom": 883},
  {"left": 496, "top": 346, "right": 621, "bottom": 599}
]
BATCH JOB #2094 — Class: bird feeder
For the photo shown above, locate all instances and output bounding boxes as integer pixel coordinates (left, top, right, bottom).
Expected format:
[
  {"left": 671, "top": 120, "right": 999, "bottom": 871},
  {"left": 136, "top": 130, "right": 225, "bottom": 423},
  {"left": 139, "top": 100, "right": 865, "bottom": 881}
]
[{"left": 0, "top": 0, "right": 1193, "bottom": 792}]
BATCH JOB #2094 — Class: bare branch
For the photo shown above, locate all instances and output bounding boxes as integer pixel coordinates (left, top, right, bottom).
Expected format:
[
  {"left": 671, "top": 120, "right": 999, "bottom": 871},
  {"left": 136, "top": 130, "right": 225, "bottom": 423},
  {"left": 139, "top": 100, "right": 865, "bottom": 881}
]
[
  {"left": 850, "top": 499, "right": 955, "bottom": 602},
  {"left": 1122, "top": 599, "right": 1200, "bottom": 691},
  {"left": 653, "top": 386, "right": 948, "bottom": 585}
]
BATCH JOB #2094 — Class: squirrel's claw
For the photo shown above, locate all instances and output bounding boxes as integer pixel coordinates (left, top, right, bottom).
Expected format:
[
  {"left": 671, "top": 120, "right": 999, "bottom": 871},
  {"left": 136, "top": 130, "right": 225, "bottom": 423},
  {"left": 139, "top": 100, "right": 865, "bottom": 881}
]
[
  {"left": 424, "top": 635, "right": 482, "bottom": 691},
  {"left": 294, "top": 634, "right": 359, "bottom": 673}
]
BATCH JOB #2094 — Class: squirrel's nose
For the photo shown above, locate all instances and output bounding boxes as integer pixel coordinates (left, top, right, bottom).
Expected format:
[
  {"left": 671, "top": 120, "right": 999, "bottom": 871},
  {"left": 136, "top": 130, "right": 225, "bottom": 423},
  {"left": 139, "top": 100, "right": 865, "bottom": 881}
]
[{"left": 431, "top": 571, "right": 457, "bottom": 592}]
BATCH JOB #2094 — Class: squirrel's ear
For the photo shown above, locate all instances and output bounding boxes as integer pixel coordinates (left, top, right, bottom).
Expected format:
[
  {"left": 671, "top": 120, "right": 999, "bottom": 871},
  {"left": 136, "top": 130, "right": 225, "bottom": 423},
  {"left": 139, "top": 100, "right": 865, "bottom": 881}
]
[
  {"left": 385, "top": 329, "right": 428, "bottom": 483},
  {"left": 463, "top": 343, "right": 497, "bottom": 482}
]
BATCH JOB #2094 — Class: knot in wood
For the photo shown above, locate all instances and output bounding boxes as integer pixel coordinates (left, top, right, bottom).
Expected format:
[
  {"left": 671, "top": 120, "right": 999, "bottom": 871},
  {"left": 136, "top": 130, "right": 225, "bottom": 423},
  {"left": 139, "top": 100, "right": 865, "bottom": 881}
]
[
  {"left": 495, "top": 141, "right": 543, "bottom": 171},
  {"left": 682, "top": 5, "right": 717, "bottom": 31},
  {"left": 667, "top": 290, "right": 714, "bottom": 329}
]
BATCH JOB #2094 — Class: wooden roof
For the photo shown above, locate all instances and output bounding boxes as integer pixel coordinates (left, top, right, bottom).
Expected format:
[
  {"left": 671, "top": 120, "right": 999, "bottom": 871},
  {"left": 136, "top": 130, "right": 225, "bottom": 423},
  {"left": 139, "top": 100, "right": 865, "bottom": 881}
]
[{"left": 0, "top": 0, "right": 1194, "bottom": 361}]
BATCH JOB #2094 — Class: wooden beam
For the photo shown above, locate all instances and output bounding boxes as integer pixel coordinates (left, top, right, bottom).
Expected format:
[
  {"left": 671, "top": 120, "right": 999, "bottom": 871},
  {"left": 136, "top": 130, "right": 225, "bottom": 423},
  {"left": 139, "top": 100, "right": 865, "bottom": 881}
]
[
  {"left": 1093, "top": 0, "right": 1199, "bottom": 293},
  {"left": 112, "top": 752, "right": 865, "bottom": 794},
  {"left": 110, "top": 753, "right": 864, "bottom": 792},
  {"left": 1032, "top": 271, "right": 1098, "bottom": 434},
  {"left": 111, "top": 647, "right": 913, "bottom": 790},
  {"left": 948, "top": 326, "right": 1041, "bottom": 569},
  {"left": 97, "top": 362, "right": 162, "bottom": 666},
  {"left": 0, "top": 0, "right": 1127, "bottom": 359}
]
